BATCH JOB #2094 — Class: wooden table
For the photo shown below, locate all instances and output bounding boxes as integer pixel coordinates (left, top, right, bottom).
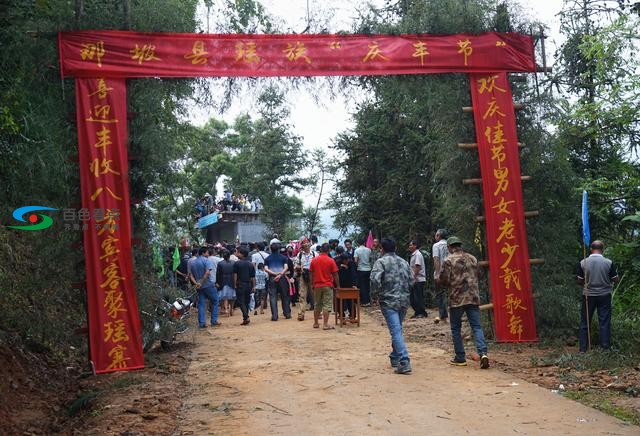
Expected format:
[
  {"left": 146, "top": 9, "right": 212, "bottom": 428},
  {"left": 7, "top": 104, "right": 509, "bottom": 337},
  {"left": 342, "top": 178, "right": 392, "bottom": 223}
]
[{"left": 334, "top": 287, "right": 360, "bottom": 327}]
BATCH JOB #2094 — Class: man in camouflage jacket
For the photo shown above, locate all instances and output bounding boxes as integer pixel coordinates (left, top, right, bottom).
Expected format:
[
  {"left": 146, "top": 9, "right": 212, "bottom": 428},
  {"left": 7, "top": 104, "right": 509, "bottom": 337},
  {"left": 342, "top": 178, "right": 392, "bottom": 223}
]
[
  {"left": 371, "top": 238, "right": 413, "bottom": 374},
  {"left": 438, "top": 237, "right": 490, "bottom": 369}
]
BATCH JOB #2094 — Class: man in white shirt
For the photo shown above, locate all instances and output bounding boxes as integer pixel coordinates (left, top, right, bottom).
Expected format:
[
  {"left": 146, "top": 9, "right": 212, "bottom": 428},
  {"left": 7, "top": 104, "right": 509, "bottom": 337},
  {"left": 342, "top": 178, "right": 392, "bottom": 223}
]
[
  {"left": 408, "top": 240, "right": 427, "bottom": 318},
  {"left": 309, "top": 235, "right": 319, "bottom": 253},
  {"left": 294, "top": 239, "right": 316, "bottom": 320},
  {"left": 432, "top": 229, "right": 450, "bottom": 323},
  {"left": 354, "top": 239, "right": 373, "bottom": 306},
  {"left": 251, "top": 242, "right": 269, "bottom": 266}
]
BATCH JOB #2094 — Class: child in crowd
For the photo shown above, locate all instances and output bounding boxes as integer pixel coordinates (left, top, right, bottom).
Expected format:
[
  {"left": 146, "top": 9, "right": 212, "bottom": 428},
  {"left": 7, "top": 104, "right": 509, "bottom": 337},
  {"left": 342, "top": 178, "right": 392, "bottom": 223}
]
[{"left": 254, "top": 263, "right": 268, "bottom": 315}]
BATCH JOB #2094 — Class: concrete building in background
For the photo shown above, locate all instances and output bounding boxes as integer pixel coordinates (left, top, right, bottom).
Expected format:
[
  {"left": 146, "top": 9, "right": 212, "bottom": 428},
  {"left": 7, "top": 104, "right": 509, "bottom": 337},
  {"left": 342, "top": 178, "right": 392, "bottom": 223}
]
[{"left": 202, "top": 211, "right": 267, "bottom": 243}]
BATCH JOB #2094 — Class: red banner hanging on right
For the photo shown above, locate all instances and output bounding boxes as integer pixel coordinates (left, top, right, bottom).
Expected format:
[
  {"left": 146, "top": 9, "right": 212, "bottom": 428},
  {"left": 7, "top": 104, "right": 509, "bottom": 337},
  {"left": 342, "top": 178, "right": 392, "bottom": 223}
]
[{"left": 469, "top": 72, "right": 538, "bottom": 342}]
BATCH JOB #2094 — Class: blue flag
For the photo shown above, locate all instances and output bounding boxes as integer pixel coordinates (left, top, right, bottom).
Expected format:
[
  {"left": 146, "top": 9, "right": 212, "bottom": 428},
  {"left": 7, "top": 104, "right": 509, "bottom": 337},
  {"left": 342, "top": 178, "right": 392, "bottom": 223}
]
[{"left": 582, "top": 190, "right": 591, "bottom": 247}]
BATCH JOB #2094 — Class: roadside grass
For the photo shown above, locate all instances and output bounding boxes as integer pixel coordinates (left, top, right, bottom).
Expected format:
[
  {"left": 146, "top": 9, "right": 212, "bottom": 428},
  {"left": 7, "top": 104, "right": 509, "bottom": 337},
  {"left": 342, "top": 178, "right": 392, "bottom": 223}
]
[
  {"left": 66, "top": 374, "right": 146, "bottom": 417},
  {"left": 107, "top": 374, "right": 146, "bottom": 390},
  {"left": 537, "top": 348, "right": 636, "bottom": 371},
  {"left": 564, "top": 389, "right": 640, "bottom": 426},
  {"left": 531, "top": 347, "right": 640, "bottom": 426}
]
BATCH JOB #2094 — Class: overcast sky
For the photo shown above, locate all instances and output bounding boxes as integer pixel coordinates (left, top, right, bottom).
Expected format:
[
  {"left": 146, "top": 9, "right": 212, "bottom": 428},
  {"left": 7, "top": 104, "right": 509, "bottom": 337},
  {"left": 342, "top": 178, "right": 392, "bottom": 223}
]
[
  {"left": 191, "top": 0, "right": 566, "bottom": 238},
  {"left": 192, "top": 0, "right": 564, "bottom": 145},
  {"left": 244, "top": 0, "right": 564, "bottom": 158}
]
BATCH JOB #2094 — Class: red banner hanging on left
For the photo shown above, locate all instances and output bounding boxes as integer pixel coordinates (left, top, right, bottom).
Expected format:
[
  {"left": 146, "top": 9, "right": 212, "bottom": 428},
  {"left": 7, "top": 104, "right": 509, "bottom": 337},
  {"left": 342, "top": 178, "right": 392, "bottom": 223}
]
[{"left": 76, "top": 78, "right": 144, "bottom": 373}]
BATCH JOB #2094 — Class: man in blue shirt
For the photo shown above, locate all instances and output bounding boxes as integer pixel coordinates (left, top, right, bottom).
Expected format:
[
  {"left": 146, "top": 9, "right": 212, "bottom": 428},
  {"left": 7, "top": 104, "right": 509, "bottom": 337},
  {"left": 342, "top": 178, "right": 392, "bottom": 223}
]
[
  {"left": 189, "top": 246, "right": 221, "bottom": 328},
  {"left": 264, "top": 243, "right": 291, "bottom": 321}
]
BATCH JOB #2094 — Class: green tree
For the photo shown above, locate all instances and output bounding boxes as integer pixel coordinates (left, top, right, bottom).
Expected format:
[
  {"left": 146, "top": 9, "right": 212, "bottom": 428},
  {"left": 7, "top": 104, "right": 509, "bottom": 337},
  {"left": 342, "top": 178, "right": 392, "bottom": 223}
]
[
  {"left": 553, "top": 1, "right": 640, "bottom": 242},
  {"left": 224, "top": 86, "right": 309, "bottom": 236},
  {"left": 0, "top": 0, "right": 201, "bottom": 362},
  {"left": 152, "top": 120, "right": 234, "bottom": 244},
  {"left": 302, "top": 148, "right": 334, "bottom": 237},
  {"left": 550, "top": 0, "right": 640, "bottom": 350},
  {"left": 332, "top": 0, "right": 552, "bottom": 249},
  {"left": 332, "top": 0, "right": 581, "bottom": 340}
]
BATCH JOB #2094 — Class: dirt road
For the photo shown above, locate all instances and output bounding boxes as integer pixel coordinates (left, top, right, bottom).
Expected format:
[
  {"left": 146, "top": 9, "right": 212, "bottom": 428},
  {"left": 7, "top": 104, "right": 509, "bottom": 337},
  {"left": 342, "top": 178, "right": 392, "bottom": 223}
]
[{"left": 178, "top": 309, "right": 637, "bottom": 435}]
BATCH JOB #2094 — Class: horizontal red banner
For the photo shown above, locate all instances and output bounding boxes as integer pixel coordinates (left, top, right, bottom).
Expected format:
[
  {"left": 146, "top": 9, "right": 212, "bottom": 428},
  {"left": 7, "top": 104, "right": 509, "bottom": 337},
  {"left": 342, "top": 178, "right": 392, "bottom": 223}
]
[{"left": 59, "top": 30, "right": 536, "bottom": 79}]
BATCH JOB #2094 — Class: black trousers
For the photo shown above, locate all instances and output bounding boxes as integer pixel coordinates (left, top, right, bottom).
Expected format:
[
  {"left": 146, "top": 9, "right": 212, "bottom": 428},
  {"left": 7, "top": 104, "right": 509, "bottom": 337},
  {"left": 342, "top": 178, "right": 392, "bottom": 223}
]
[
  {"left": 410, "top": 281, "right": 427, "bottom": 316},
  {"left": 357, "top": 270, "right": 371, "bottom": 304},
  {"left": 269, "top": 276, "right": 291, "bottom": 320},
  {"left": 236, "top": 283, "right": 252, "bottom": 321},
  {"left": 579, "top": 294, "right": 612, "bottom": 352}
]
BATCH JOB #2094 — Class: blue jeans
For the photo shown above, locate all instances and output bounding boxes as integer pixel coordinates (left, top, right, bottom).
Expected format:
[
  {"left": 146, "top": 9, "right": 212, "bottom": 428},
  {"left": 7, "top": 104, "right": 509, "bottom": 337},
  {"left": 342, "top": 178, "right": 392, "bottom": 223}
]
[
  {"left": 381, "top": 306, "right": 410, "bottom": 364},
  {"left": 198, "top": 286, "right": 219, "bottom": 326},
  {"left": 450, "top": 305, "right": 487, "bottom": 361},
  {"left": 579, "top": 294, "right": 611, "bottom": 352},
  {"left": 435, "top": 285, "right": 448, "bottom": 319}
]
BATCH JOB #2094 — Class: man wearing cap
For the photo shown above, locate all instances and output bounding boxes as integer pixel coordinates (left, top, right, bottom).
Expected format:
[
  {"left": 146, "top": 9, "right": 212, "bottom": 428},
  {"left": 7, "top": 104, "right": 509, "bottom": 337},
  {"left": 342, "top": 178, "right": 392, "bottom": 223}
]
[
  {"left": 371, "top": 238, "right": 414, "bottom": 375},
  {"left": 269, "top": 233, "right": 281, "bottom": 246},
  {"left": 438, "top": 236, "right": 489, "bottom": 369}
]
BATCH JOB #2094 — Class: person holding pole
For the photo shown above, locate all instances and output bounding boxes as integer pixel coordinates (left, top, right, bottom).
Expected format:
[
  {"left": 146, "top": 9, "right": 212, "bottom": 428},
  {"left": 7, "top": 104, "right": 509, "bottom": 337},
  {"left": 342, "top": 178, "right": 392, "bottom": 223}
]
[{"left": 576, "top": 240, "right": 619, "bottom": 352}]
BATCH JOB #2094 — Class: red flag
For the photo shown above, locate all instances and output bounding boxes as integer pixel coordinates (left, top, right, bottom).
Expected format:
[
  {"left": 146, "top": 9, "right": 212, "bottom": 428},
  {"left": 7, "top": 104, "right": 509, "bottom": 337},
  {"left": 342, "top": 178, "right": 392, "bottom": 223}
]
[{"left": 365, "top": 230, "right": 374, "bottom": 248}]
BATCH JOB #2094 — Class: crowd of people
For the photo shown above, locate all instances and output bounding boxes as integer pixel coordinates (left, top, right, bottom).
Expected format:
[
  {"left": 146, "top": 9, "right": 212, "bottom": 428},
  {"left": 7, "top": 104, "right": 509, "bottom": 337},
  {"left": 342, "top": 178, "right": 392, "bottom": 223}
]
[
  {"left": 194, "top": 191, "right": 263, "bottom": 219},
  {"left": 169, "top": 230, "right": 492, "bottom": 376},
  {"left": 166, "top": 221, "right": 621, "bottom": 376}
]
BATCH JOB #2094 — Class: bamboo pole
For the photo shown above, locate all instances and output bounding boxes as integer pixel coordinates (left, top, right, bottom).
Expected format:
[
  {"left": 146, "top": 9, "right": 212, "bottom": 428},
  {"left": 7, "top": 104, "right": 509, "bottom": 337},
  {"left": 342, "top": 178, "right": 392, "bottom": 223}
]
[
  {"left": 458, "top": 142, "right": 524, "bottom": 149},
  {"left": 480, "top": 293, "right": 541, "bottom": 311},
  {"left": 463, "top": 175, "right": 531, "bottom": 185},
  {"left": 476, "top": 211, "right": 539, "bottom": 222},
  {"left": 462, "top": 103, "right": 524, "bottom": 112},
  {"left": 478, "top": 258, "right": 545, "bottom": 268}
]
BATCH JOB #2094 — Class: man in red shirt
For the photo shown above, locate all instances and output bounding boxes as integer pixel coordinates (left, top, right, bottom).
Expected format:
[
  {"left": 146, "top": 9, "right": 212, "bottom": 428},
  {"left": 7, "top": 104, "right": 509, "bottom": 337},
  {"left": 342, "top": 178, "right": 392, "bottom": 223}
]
[{"left": 309, "top": 243, "right": 340, "bottom": 330}]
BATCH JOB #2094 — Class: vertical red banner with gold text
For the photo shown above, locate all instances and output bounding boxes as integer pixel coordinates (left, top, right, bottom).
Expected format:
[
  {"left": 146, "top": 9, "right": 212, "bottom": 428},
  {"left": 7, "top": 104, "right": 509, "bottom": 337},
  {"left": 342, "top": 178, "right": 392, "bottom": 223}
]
[
  {"left": 469, "top": 73, "right": 537, "bottom": 342},
  {"left": 76, "top": 78, "right": 144, "bottom": 372}
]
